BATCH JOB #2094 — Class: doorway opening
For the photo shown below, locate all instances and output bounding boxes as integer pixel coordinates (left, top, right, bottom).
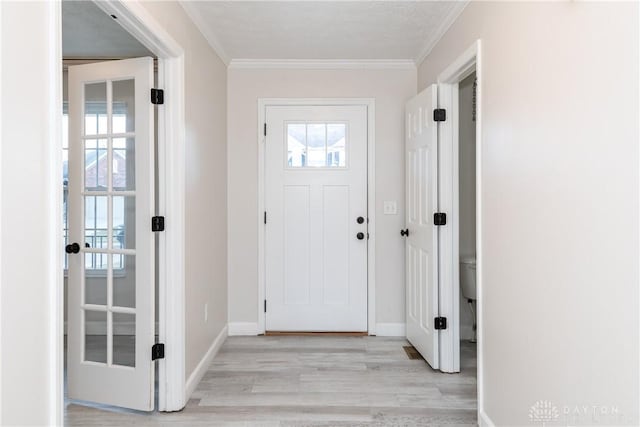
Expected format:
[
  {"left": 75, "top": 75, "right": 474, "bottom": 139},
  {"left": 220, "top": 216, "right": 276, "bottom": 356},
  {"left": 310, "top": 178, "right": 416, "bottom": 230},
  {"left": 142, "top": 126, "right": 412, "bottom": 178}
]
[
  {"left": 58, "top": 0, "right": 187, "bottom": 418},
  {"left": 436, "top": 40, "right": 483, "bottom": 418},
  {"left": 402, "top": 40, "right": 482, "bottom": 420}
]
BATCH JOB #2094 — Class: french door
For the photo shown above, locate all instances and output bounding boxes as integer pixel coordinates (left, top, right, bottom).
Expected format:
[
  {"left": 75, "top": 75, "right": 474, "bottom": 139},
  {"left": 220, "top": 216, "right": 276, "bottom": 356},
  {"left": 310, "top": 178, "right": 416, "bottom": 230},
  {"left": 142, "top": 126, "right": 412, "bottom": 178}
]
[
  {"left": 264, "top": 105, "right": 368, "bottom": 332},
  {"left": 404, "top": 85, "right": 440, "bottom": 369},
  {"left": 66, "top": 57, "right": 155, "bottom": 411}
]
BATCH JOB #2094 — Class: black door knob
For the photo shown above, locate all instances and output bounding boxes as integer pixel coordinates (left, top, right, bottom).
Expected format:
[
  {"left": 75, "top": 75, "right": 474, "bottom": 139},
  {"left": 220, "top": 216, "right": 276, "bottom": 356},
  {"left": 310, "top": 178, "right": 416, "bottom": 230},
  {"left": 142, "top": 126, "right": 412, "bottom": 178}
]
[
  {"left": 65, "top": 243, "right": 80, "bottom": 254},
  {"left": 356, "top": 232, "right": 365, "bottom": 240},
  {"left": 356, "top": 216, "right": 365, "bottom": 224},
  {"left": 400, "top": 229, "right": 409, "bottom": 237}
]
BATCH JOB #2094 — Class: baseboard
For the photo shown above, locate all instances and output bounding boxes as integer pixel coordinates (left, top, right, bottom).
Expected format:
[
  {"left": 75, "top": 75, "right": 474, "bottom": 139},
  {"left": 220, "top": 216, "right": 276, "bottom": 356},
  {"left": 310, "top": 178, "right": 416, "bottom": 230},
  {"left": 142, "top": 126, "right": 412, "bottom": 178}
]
[
  {"left": 64, "top": 321, "right": 160, "bottom": 335},
  {"left": 375, "top": 323, "right": 406, "bottom": 336},
  {"left": 185, "top": 325, "right": 228, "bottom": 400},
  {"left": 478, "top": 410, "right": 495, "bottom": 427},
  {"left": 228, "top": 322, "right": 259, "bottom": 336}
]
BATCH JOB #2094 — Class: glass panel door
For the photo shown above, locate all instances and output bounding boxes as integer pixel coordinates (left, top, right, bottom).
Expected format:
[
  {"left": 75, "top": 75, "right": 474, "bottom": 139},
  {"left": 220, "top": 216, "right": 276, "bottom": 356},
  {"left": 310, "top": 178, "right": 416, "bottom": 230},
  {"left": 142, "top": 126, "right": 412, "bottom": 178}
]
[{"left": 67, "top": 57, "right": 154, "bottom": 411}]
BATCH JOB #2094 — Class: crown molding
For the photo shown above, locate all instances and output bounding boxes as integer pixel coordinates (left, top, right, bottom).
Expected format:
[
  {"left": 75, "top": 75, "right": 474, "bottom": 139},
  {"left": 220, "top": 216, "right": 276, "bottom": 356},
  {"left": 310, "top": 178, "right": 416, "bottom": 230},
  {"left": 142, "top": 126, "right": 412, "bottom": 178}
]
[
  {"left": 228, "top": 59, "right": 417, "bottom": 70},
  {"left": 179, "top": 1, "right": 230, "bottom": 66},
  {"left": 415, "top": 0, "right": 469, "bottom": 66}
]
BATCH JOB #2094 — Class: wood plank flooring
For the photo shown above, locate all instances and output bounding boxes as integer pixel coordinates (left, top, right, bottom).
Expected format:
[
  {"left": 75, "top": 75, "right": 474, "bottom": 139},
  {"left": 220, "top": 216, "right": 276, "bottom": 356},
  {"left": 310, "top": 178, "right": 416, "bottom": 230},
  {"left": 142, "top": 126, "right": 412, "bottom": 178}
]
[{"left": 66, "top": 336, "right": 477, "bottom": 426}]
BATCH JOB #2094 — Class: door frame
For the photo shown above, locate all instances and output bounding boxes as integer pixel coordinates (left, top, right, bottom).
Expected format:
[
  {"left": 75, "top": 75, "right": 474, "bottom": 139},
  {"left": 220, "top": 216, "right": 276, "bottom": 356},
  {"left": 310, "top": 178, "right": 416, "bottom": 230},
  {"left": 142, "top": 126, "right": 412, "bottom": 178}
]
[
  {"left": 257, "top": 98, "right": 376, "bottom": 335},
  {"left": 51, "top": 0, "right": 188, "bottom": 419},
  {"left": 435, "top": 40, "right": 484, "bottom": 419}
]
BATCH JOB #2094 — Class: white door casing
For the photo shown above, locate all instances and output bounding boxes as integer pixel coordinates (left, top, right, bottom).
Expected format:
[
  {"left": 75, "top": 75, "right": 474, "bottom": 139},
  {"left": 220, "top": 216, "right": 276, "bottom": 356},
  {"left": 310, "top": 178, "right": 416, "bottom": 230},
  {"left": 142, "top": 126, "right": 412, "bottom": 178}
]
[
  {"left": 265, "top": 105, "right": 368, "bottom": 332},
  {"left": 404, "top": 85, "right": 440, "bottom": 369},
  {"left": 67, "top": 57, "right": 155, "bottom": 411}
]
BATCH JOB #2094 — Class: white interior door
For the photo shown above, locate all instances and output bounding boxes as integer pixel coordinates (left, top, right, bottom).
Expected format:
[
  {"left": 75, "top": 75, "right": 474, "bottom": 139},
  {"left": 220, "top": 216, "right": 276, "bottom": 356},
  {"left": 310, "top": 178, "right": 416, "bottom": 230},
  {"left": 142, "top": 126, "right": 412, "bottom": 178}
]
[
  {"left": 67, "top": 57, "right": 155, "bottom": 411},
  {"left": 265, "top": 105, "right": 368, "bottom": 332},
  {"left": 404, "top": 85, "right": 440, "bottom": 369}
]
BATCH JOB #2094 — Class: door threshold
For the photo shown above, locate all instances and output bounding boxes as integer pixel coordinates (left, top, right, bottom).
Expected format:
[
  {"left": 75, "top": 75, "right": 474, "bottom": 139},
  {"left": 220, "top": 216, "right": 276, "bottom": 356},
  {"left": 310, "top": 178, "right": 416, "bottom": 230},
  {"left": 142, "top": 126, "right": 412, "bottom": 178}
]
[{"left": 264, "top": 331, "right": 368, "bottom": 337}]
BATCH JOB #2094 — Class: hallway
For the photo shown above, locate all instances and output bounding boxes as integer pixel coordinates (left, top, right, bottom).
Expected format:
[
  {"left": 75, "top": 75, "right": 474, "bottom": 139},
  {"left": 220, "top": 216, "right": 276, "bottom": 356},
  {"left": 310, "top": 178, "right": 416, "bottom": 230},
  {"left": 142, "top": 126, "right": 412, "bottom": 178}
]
[{"left": 66, "top": 336, "right": 477, "bottom": 426}]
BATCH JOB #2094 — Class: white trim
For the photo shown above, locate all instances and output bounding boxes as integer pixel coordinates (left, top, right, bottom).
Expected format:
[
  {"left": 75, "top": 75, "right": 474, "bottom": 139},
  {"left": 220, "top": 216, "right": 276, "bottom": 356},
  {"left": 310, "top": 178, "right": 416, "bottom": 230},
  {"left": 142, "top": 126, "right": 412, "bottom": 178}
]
[
  {"left": 415, "top": 1, "right": 469, "bottom": 65},
  {"left": 375, "top": 323, "right": 406, "bottom": 337},
  {"left": 179, "top": 1, "right": 230, "bottom": 66},
  {"left": 0, "top": 1, "right": 3, "bottom": 419},
  {"left": 478, "top": 410, "right": 495, "bottom": 427},
  {"left": 257, "top": 98, "right": 376, "bottom": 335},
  {"left": 85, "top": 0, "right": 187, "bottom": 412},
  {"left": 228, "top": 322, "right": 260, "bottom": 336},
  {"left": 229, "top": 59, "right": 416, "bottom": 70},
  {"left": 64, "top": 321, "right": 159, "bottom": 336},
  {"left": 48, "top": 1, "right": 64, "bottom": 424},
  {"left": 436, "top": 39, "right": 483, "bottom": 418},
  {"left": 185, "top": 325, "right": 228, "bottom": 399}
]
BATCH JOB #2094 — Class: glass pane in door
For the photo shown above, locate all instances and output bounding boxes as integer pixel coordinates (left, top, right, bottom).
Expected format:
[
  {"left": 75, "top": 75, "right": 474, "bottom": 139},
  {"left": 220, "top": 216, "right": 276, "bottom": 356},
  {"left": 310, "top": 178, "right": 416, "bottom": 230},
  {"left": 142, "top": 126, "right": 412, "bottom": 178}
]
[
  {"left": 113, "top": 255, "right": 135, "bottom": 309},
  {"left": 113, "top": 312, "right": 136, "bottom": 367},
  {"left": 112, "top": 196, "right": 135, "bottom": 251},
  {"left": 84, "top": 139, "right": 108, "bottom": 190},
  {"left": 112, "top": 137, "right": 135, "bottom": 191},
  {"left": 85, "top": 254, "right": 107, "bottom": 306},
  {"left": 84, "top": 310, "right": 107, "bottom": 364},
  {"left": 84, "top": 82, "right": 107, "bottom": 136},
  {"left": 112, "top": 79, "right": 135, "bottom": 133}
]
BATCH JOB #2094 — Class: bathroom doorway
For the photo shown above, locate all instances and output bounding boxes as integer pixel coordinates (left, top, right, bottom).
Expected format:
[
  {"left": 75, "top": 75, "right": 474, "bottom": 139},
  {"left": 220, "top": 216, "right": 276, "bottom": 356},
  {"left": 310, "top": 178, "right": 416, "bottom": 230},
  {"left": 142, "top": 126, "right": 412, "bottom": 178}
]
[{"left": 457, "top": 71, "right": 478, "bottom": 378}]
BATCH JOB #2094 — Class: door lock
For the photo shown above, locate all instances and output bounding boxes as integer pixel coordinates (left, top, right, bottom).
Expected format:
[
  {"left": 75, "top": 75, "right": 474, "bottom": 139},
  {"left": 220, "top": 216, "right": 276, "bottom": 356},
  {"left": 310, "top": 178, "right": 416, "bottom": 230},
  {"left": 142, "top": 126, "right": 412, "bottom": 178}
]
[
  {"left": 356, "top": 232, "right": 365, "bottom": 240},
  {"left": 65, "top": 243, "right": 80, "bottom": 254},
  {"left": 356, "top": 216, "right": 365, "bottom": 224},
  {"left": 400, "top": 229, "right": 409, "bottom": 237}
]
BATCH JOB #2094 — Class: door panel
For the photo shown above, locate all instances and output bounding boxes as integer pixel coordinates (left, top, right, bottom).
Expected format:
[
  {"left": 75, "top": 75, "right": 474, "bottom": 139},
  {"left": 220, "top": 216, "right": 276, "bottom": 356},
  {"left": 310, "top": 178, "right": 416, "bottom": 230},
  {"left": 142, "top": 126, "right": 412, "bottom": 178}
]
[
  {"left": 67, "top": 57, "right": 155, "bottom": 411},
  {"left": 265, "top": 105, "right": 368, "bottom": 332},
  {"left": 405, "top": 85, "right": 440, "bottom": 369}
]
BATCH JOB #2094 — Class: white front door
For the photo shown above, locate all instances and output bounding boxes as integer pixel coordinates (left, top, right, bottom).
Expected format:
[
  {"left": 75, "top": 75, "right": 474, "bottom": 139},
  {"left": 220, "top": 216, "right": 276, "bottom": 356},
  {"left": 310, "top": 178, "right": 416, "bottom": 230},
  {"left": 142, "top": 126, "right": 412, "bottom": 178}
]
[
  {"left": 265, "top": 105, "right": 368, "bottom": 332},
  {"left": 67, "top": 58, "right": 155, "bottom": 411},
  {"left": 404, "top": 85, "right": 440, "bottom": 369}
]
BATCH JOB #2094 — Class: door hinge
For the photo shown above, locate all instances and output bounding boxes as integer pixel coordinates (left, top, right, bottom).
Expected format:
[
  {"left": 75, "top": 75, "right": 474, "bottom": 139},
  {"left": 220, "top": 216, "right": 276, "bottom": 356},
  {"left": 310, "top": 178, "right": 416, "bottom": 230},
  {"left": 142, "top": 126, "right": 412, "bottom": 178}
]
[
  {"left": 264, "top": 211, "right": 267, "bottom": 224},
  {"left": 264, "top": 299, "right": 267, "bottom": 313},
  {"left": 152, "top": 216, "right": 165, "bottom": 232},
  {"left": 264, "top": 123, "right": 267, "bottom": 136},
  {"left": 152, "top": 343, "right": 165, "bottom": 360},
  {"left": 151, "top": 88, "right": 164, "bottom": 105},
  {"left": 434, "top": 317, "right": 447, "bottom": 330},
  {"left": 433, "top": 108, "right": 446, "bottom": 122},
  {"left": 433, "top": 212, "right": 447, "bottom": 226}
]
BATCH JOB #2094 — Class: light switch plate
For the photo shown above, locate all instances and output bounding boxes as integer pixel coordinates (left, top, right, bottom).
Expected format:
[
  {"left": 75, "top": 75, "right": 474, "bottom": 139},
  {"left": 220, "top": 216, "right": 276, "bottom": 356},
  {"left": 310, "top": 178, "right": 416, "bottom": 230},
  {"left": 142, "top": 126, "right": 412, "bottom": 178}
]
[{"left": 383, "top": 201, "right": 397, "bottom": 215}]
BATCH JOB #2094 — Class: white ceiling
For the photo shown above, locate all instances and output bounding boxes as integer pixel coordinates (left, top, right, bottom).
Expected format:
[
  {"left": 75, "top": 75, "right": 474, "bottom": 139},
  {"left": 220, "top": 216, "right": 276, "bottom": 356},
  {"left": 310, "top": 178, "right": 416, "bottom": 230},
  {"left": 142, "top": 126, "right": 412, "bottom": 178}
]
[
  {"left": 180, "top": 1, "right": 468, "bottom": 65},
  {"left": 62, "top": 0, "right": 154, "bottom": 58}
]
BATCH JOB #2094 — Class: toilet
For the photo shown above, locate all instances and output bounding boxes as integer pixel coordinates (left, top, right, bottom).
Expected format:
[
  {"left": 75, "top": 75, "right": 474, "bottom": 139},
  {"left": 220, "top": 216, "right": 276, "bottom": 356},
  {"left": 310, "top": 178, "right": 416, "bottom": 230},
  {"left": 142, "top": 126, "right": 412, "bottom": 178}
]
[
  {"left": 460, "top": 255, "right": 477, "bottom": 342},
  {"left": 459, "top": 255, "right": 476, "bottom": 300}
]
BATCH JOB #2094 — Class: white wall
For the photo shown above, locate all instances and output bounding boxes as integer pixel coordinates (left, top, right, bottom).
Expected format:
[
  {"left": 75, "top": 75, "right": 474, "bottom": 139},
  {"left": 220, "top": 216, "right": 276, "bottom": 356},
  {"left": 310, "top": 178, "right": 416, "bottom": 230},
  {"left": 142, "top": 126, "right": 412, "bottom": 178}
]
[
  {"left": 139, "top": 1, "right": 228, "bottom": 380},
  {"left": 227, "top": 67, "right": 416, "bottom": 331},
  {"left": 0, "top": 1, "right": 61, "bottom": 425},
  {"left": 458, "top": 72, "right": 475, "bottom": 340},
  {"left": 418, "top": 2, "right": 639, "bottom": 425}
]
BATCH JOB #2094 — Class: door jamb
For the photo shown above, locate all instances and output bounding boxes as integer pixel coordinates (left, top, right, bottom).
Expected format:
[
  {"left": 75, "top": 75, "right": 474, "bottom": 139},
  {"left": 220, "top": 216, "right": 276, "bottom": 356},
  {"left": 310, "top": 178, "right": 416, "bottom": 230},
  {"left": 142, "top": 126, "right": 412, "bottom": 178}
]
[
  {"left": 435, "top": 40, "right": 483, "bottom": 412},
  {"left": 59, "top": 0, "right": 188, "bottom": 413},
  {"left": 257, "top": 98, "right": 376, "bottom": 335}
]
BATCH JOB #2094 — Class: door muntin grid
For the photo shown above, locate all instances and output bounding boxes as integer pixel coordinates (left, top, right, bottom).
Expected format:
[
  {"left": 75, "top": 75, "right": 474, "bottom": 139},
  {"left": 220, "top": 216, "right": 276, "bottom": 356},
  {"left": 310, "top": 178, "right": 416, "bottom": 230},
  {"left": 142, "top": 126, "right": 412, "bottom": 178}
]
[{"left": 81, "top": 79, "right": 137, "bottom": 368}]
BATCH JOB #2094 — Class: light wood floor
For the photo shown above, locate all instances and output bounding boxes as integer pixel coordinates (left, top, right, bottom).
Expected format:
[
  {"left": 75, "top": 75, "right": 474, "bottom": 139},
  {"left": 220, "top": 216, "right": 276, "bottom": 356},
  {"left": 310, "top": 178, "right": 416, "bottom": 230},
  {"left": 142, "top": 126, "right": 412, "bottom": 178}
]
[{"left": 66, "top": 336, "right": 477, "bottom": 426}]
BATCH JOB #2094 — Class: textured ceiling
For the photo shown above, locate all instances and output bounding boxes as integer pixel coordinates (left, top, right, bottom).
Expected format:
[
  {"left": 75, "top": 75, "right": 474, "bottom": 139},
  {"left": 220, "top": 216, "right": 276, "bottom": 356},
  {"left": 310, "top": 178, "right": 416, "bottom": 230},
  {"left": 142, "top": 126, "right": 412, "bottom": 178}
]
[
  {"left": 181, "top": 1, "right": 468, "bottom": 63},
  {"left": 62, "top": 0, "right": 154, "bottom": 58}
]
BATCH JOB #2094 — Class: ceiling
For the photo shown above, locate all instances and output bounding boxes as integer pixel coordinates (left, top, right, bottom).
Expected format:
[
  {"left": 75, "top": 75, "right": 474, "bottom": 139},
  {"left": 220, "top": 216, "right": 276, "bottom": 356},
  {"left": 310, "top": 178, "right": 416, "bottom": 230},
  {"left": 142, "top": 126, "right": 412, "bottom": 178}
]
[
  {"left": 62, "top": 0, "right": 154, "bottom": 58},
  {"left": 61, "top": 1, "right": 467, "bottom": 64},
  {"left": 181, "top": 1, "right": 468, "bottom": 65}
]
